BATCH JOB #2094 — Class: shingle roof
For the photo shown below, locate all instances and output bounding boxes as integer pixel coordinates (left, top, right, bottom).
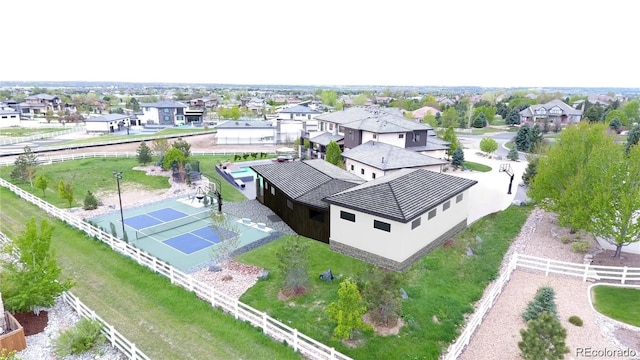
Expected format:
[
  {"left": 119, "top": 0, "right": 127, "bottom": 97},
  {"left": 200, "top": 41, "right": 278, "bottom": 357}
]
[
  {"left": 25, "top": 93, "right": 57, "bottom": 100},
  {"left": 342, "top": 141, "right": 447, "bottom": 170},
  {"left": 520, "top": 99, "right": 582, "bottom": 117},
  {"left": 315, "top": 106, "right": 432, "bottom": 133},
  {"left": 84, "top": 114, "right": 129, "bottom": 122},
  {"left": 309, "top": 132, "right": 344, "bottom": 146},
  {"left": 216, "top": 120, "right": 275, "bottom": 129},
  {"left": 140, "top": 100, "right": 187, "bottom": 108},
  {"left": 250, "top": 160, "right": 364, "bottom": 209},
  {"left": 325, "top": 169, "right": 477, "bottom": 222},
  {"left": 278, "top": 104, "right": 322, "bottom": 114}
]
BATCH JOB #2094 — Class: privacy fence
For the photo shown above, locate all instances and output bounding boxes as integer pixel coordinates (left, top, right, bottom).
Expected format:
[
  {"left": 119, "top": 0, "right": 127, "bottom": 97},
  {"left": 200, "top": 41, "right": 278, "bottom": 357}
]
[{"left": 0, "top": 178, "right": 351, "bottom": 360}]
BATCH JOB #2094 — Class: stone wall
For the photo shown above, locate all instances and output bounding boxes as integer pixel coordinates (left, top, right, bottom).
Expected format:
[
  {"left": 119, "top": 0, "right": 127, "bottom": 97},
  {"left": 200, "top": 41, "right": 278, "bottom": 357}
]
[{"left": 330, "top": 219, "right": 468, "bottom": 271}]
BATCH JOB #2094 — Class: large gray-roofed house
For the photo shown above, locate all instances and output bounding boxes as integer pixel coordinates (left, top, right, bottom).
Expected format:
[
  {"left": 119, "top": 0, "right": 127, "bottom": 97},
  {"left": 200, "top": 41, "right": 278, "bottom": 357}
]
[
  {"left": 342, "top": 140, "right": 447, "bottom": 180},
  {"left": 519, "top": 99, "right": 582, "bottom": 124},
  {"left": 251, "top": 159, "right": 364, "bottom": 242},
  {"left": 325, "top": 168, "right": 478, "bottom": 271}
]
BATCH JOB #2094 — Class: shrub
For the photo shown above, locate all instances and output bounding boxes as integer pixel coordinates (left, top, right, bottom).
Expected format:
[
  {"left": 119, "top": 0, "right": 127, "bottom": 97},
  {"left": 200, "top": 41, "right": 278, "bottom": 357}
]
[
  {"left": 54, "top": 318, "right": 105, "bottom": 357},
  {"left": 522, "top": 286, "right": 557, "bottom": 321},
  {"left": 519, "top": 311, "right": 569, "bottom": 360},
  {"left": 559, "top": 235, "right": 571, "bottom": 244},
  {"left": 568, "top": 315, "right": 583, "bottom": 327},
  {"left": 0, "top": 349, "right": 17, "bottom": 360},
  {"left": 83, "top": 191, "right": 98, "bottom": 210},
  {"left": 571, "top": 241, "right": 591, "bottom": 253}
]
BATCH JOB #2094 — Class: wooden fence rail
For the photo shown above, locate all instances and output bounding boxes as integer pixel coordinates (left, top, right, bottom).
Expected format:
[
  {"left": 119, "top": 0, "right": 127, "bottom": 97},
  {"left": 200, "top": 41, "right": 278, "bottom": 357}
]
[
  {"left": 0, "top": 126, "right": 86, "bottom": 146},
  {"left": 0, "top": 178, "right": 351, "bottom": 360},
  {"left": 443, "top": 252, "right": 640, "bottom": 359}
]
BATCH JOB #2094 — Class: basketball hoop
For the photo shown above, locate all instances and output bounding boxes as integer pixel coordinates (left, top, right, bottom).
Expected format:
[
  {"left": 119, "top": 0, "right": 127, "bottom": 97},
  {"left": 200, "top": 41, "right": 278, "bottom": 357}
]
[{"left": 499, "top": 163, "right": 515, "bottom": 194}]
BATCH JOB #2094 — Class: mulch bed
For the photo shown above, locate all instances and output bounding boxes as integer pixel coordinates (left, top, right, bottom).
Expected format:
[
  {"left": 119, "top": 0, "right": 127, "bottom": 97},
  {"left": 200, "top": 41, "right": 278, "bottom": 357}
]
[
  {"left": 12, "top": 311, "right": 49, "bottom": 336},
  {"left": 592, "top": 249, "right": 640, "bottom": 268}
]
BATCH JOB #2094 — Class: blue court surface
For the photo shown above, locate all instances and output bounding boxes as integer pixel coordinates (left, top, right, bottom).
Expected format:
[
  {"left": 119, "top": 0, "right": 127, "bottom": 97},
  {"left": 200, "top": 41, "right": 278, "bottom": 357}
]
[
  {"left": 123, "top": 208, "right": 188, "bottom": 230},
  {"left": 163, "top": 226, "right": 239, "bottom": 254}
]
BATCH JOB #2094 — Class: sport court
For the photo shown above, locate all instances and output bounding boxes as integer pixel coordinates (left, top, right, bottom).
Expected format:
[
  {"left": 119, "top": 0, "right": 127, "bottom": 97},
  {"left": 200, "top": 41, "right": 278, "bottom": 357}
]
[{"left": 89, "top": 198, "right": 276, "bottom": 271}]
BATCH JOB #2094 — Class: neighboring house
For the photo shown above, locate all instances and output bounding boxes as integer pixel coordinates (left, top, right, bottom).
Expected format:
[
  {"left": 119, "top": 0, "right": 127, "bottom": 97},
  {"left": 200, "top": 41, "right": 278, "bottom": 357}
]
[
  {"left": 215, "top": 120, "right": 277, "bottom": 144},
  {"left": 251, "top": 160, "right": 365, "bottom": 243},
  {"left": 84, "top": 114, "right": 130, "bottom": 133},
  {"left": 325, "top": 168, "right": 477, "bottom": 271},
  {"left": 276, "top": 103, "right": 323, "bottom": 121},
  {"left": 519, "top": 99, "right": 583, "bottom": 124},
  {"left": 311, "top": 107, "right": 449, "bottom": 159},
  {"left": 19, "top": 93, "right": 61, "bottom": 117},
  {"left": 0, "top": 107, "right": 21, "bottom": 127},
  {"left": 342, "top": 140, "right": 447, "bottom": 180},
  {"left": 410, "top": 106, "right": 440, "bottom": 120},
  {"left": 139, "top": 100, "right": 187, "bottom": 125}
]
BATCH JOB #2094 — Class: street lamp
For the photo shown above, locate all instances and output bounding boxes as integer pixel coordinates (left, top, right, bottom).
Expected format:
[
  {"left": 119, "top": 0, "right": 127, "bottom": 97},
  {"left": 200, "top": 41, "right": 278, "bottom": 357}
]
[{"left": 113, "top": 171, "right": 126, "bottom": 241}]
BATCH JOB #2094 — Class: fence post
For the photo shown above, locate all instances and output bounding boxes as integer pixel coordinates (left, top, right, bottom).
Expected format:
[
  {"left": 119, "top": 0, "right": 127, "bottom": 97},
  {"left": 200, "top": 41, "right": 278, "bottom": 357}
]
[
  {"left": 210, "top": 286, "right": 216, "bottom": 308},
  {"left": 234, "top": 301, "right": 239, "bottom": 319},
  {"left": 131, "top": 342, "right": 137, "bottom": 359},
  {"left": 583, "top": 263, "right": 589, "bottom": 282},
  {"left": 621, "top": 267, "right": 627, "bottom": 284},
  {"left": 545, "top": 258, "right": 550, "bottom": 276},
  {"left": 108, "top": 324, "right": 116, "bottom": 346},
  {"left": 262, "top": 312, "right": 268, "bottom": 334},
  {"left": 169, "top": 267, "right": 174, "bottom": 284},
  {"left": 331, "top": 347, "right": 336, "bottom": 359},
  {"left": 293, "top": 329, "right": 298, "bottom": 352}
]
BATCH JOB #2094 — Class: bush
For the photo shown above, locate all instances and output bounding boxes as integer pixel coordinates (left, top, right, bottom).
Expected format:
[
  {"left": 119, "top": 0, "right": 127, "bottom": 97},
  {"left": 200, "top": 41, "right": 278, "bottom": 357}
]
[
  {"left": 568, "top": 315, "right": 583, "bottom": 327},
  {"left": 522, "top": 286, "right": 557, "bottom": 321},
  {"left": 0, "top": 349, "right": 17, "bottom": 360},
  {"left": 54, "top": 318, "right": 105, "bottom": 357},
  {"left": 559, "top": 235, "right": 571, "bottom": 244},
  {"left": 571, "top": 241, "right": 591, "bottom": 253},
  {"left": 83, "top": 191, "right": 98, "bottom": 210}
]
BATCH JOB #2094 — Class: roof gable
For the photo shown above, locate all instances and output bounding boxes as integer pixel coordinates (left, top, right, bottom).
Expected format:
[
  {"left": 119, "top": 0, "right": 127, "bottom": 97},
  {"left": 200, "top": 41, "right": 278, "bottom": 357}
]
[{"left": 342, "top": 141, "right": 447, "bottom": 170}]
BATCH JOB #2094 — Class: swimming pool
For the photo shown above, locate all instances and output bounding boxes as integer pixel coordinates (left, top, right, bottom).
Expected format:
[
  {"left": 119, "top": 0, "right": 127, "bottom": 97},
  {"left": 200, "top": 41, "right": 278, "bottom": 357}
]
[{"left": 229, "top": 167, "right": 257, "bottom": 180}]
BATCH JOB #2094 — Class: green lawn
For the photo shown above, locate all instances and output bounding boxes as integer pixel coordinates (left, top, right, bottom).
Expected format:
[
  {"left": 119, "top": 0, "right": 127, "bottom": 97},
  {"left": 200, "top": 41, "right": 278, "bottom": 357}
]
[
  {"left": 0, "top": 154, "right": 276, "bottom": 208},
  {"left": 592, "top": 286, "right": 640, "bottom": 327},
  {"left": 464, "top": 161, "right": 492, "bottom": 172},
  {"left": 504, "top": 141, "right": 514, "bottom": 150},
  {"left": 0, "top": 128, "right": 63, "bottom": 137},
  {"left": 0, "top": 188, "right": 300, "bottom": 360},
  {"left": 54, "top": 128, "right": 215, "bottom": 146},
  {"left": 237, "top": 205, "right": 532, "bottom": 359}
]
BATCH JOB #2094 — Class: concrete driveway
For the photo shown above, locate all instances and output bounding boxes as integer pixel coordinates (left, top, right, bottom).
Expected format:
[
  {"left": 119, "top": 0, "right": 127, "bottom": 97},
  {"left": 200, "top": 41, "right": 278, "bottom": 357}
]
[{"left": 446, "top": 149, "right": 529, "bottom": 224}]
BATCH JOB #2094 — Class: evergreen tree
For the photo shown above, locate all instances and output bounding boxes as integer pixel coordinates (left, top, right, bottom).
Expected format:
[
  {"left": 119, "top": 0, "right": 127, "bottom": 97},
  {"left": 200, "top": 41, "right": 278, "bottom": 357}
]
[
  {"left": 529, "top": 124, "right": 544, "bottom": 151},
  {"left": 522, "top": 286, "right": 557, "bottom": 321},
  {"left": 518, "top": 312, "right": 569, "bottom": 360},
  {"left": 451, "top": 148, "right": 465, "bottom": 167},
  {"left": 10, "top": 145, "right": 39, "bottom": 189},
  {"left": 507, "top": 148, "right": 520, "bottom": 161},
  {"left": 472, "top": 113, "right": 487, "bottom": 128},
  {"left": 327, "top": 278, "right": 369, "bottom": 340},
  {"left": 325, "top": 140, "right": 342, "bottom": 166},
  {"left": 506, "top": 109, "right": 521, "bottom": 125},
  {"left": 626, "top": 124, "right": 640, "bottom": 154},
  {"left": 83, "top": 191, "right": 98, "bottom": 210},
  {"left": 522, "top": 154, "right": 538, "bottom": 185},
  {"left": 514, "top": 124, "right": 532, "bottom": 151},
  {"left": 136, "top": 141, "right": 153, "bottom": 165}
]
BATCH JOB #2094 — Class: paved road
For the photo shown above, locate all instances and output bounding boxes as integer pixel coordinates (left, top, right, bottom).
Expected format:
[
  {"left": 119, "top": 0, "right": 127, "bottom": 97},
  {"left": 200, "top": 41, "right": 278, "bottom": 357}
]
[{"left": 458, "top": 131, "right": 524, "bottom": 159}]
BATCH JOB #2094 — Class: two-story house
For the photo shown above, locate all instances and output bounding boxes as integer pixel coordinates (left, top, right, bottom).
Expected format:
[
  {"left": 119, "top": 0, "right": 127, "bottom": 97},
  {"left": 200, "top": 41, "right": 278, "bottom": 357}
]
[
  {"left": 310, "top": 107, "right": 449, "bottom": 166},
  {"left": 19, "top": 93, "right": 61, "bottom": 118},
  {"left": 519, "top": 99, "right": 583, "bottom": 125},
  {"left": 139, "top": 100, "right": 187, "bottom": 126}
]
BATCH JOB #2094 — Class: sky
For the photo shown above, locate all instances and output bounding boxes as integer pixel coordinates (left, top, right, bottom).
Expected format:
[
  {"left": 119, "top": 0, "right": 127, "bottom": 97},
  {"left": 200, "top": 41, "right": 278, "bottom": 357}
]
[{"left": 2, "top": 0, "right": 638, "bottom": 88}]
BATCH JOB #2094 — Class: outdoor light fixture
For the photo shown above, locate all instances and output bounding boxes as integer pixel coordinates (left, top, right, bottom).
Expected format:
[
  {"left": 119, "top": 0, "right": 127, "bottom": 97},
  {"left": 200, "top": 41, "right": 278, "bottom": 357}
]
[
  {"left": 113, "top": 171, "right": 126, "bottom": 240},
  {"left": 195, "top": 186, "right": 205, "bottom": 200}
]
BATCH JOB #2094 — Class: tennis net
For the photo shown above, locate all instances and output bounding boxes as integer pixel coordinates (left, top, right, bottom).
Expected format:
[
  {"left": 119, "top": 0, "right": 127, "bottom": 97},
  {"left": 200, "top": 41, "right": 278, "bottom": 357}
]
[{"left": 136, "top": 210, "right": 211, "bottom": 240}]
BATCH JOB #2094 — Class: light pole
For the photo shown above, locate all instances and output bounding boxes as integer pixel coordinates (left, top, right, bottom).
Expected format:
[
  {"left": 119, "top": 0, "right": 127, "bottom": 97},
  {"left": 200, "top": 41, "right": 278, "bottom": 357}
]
[{"left": 113, "top": 171, "right": 126, "bottom": 240}]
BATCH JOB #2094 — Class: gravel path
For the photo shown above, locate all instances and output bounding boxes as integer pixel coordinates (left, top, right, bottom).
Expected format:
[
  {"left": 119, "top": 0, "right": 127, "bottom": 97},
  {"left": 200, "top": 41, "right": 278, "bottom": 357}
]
[{"left": 458, "top": 208, "right": 640, "bottom": 360}]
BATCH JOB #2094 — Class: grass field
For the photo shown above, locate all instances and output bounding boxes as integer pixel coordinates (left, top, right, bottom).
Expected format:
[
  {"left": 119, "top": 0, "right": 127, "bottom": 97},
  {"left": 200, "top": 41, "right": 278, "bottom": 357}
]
[
  {"left": 504, "top": 141, "right": 514, "bottom": 150},
  {"left": 55, "top": 128, "right": 215, "bottom": 146},
  {"left": 237, "top": 205, "right": 532, "bottom": 359},
  {"left": 0, "top": 128, "right": 63, "bottom": 137},
  {"left": 464, "top": 161, "right": 492, "bottom": 172},
  {"left": 592, "top": 286, "right": 640, "bottom": 327},
  {"left": 0, "top": 156, "right": 249, "bottom": 207}
]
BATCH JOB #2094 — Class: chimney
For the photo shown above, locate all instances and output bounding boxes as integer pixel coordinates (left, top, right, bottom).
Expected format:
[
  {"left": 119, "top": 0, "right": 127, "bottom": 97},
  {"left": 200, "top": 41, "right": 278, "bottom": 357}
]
[{"left": 381, "top": 156, "right": 385, "bottom": 163}]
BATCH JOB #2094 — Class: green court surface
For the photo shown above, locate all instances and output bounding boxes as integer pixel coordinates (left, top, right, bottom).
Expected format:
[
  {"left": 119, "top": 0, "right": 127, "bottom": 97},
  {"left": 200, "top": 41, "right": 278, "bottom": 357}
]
[{"left": 89, "top": 198, "right": 276, "bottom": 271}]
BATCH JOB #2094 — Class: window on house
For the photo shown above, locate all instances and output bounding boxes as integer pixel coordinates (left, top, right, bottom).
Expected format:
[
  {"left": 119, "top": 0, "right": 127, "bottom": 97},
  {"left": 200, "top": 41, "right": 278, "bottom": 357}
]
[
  {"left": 413, "top": 133, "right": 420, "bottom": 142},
  {"left": 428, "top": 209, "right": 437, "bottom": 220},
  {"left": 329, "top": 123, "right": 334, "bottom": 130},
  {"left": 373, "top": 134, "right": 377, "bottom": 139},
  {"left": 456, "top": 193, "right": 463, "bottom": 203},
  {"left": 309, "top": 209, "right": 325, "bottom": 222},
  {"left": 372, "top": 173, "right": 376, "bottom": 179},
  {"left": 350, "top": 164, "right": 354, "bottom": 170},
  {"left": 398, "top": 134, "right": 404, "bottom": 139},
  {"left": 144, "top": 107, "right": 150, "bottom": 111},
  {"left": 443, "top": 201, "right": 451, "bottom": 211},
  {"left": 271, "top": 187, "right": 275, "bottom": 195},
  {"left": 286, "top": 199, "right": 293, "bottom": 210},
  {"left": 340, "top": 211, "right": 356, "bottom": 222},
  {"left": 360, "top": 168, "right": 365, "bottom": 175},
  {"left": 374, "top": 220, "right": 391, "bottom": 232},
  {"left": 339, "top": 126, "right": 344, "bottom": 133},
  {"left": 163, "top": 108, "right": 169, "bottom": 113},
  {"left": 411, "top": 217, "right": 421, "bottom": 229},
  {"left": 164, "top": 115, "right": 170, "bottom": 121},
  {"left": 264, "top": 182, "right": 269, "bottom": 190}
]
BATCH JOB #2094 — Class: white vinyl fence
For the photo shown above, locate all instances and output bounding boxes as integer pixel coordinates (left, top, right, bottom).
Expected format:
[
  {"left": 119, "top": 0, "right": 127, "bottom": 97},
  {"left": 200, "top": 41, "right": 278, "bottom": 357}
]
[
  {"left": 443, "top": 252, "right": 640, "bottom": 360},
  {"left": 0, "top": 232, "right": 150, "bottom": 360},
  {"left": 0, "top": 151, "right": 279, "bottom": 167},
  {"left": 0, "top": 126, "right": 86, "bottom": 146},
  {"left": 0, "top": 178, "right": 351, "bottom": 360}
]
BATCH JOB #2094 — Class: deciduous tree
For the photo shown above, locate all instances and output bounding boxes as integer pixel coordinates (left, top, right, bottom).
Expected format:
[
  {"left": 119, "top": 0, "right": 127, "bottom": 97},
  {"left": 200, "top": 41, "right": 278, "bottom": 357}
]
[
  {"left": 34, "top": 174, "right": 50, "bottom": 197},
  {"left": 442, "top": 127, "right": 458, "bottom": 160},
  {"left": 162, "top": 147, "right": 186, "bottom": 170},
  {"left": 479, "top": 137, "right": 498, "bottom": 156},
  {"left": 605, "top": 109, "right": 628, "bottom": 127},
  {"left": 362, "top": 268, "right": 402, "bottom": 326},
  {"left": 276, "top": 236, "right": 310, "bottom": 296},
  {"left": 0, "top": 218, "right": 73, "bottom": 312},
  {"left": 325, "top": 141, "right": 342, "bottom": 166},
  {"left": 151, "top": 138, "right": 170, "bottom": 156},
  {"left": 440, "top": 108, "right": 459, "bottom": 128},
  {"left": 172, "top": 138, "right": 191, "bottom": 158},
  {"left": 57, "top": 179, "right": 75, "bottom": 208},
  {"left": 10, "top": 145, "right": 39, "bottom": 189},
  {"left": 327, "top": 278, "right": 369, "bottom": 340}
]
